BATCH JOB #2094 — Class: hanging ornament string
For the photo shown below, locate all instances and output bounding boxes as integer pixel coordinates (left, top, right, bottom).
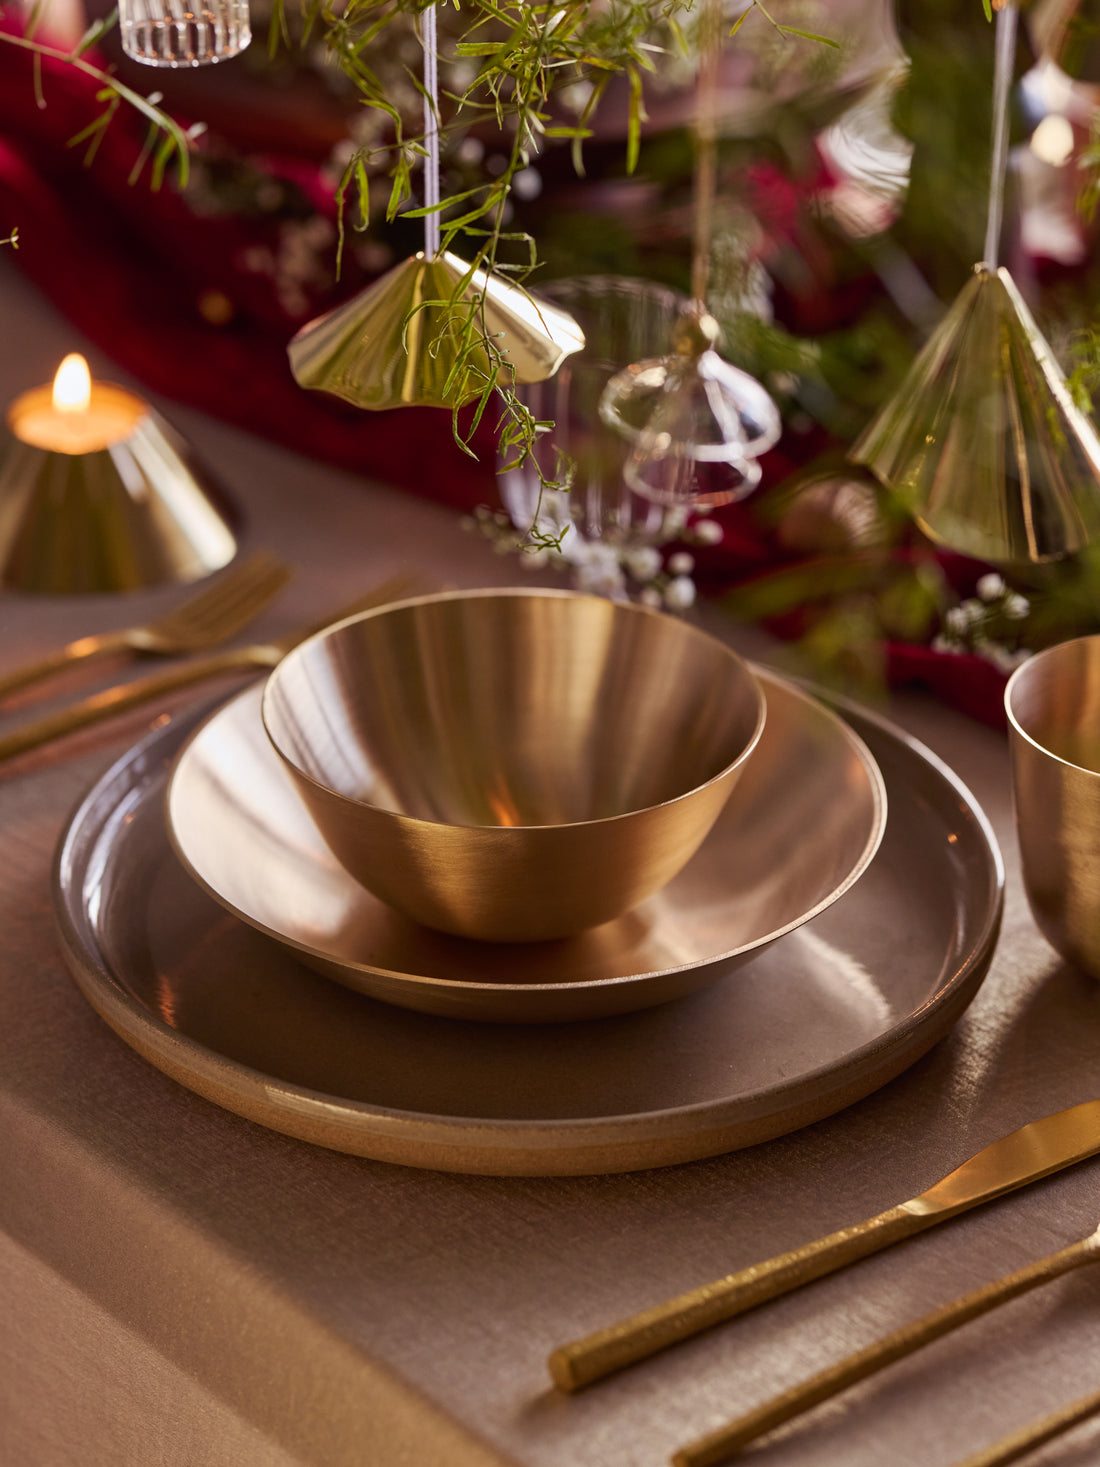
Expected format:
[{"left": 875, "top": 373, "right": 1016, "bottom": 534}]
[
  {"left": 596, "top": 0, "right": 780, "bottom": 509},
  {"left": 422, "top": 2, "right": 441, "bottom": 259},
  {"left": 691, "top": 0, "right": 722, "bottom": 306},
  {"left": 984, "top": 1, "right": 1018, "bottom": 268}
]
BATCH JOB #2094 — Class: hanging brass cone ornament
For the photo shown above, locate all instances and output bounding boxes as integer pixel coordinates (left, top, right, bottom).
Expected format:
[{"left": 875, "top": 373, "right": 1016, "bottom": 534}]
[
  {"left": 850, "top": 263, "right": 1100, "bottom": 566},
  {"left": 287, "top": 251, "right": 585, "bottom": 411}
]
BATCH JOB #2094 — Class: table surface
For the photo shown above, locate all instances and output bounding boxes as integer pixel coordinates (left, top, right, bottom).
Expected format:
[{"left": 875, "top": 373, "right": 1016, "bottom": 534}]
[{"left": 3, "top": 258, "right": 1100, "bottom": 1467}]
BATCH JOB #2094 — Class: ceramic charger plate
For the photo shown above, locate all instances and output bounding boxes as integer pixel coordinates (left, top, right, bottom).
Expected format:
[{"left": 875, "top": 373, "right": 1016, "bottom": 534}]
[
  {"left": 163, "top": 673, "right": 886, "bottom": 1023},
  {"left": 53, "top": 671, "right": 1003, "bottom": 1177}
]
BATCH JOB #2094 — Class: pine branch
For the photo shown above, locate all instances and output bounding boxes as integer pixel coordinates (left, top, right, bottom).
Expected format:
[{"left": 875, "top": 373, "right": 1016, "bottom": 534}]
[{"left": 0, "top": 25, "right": 196, "bottom": 188}]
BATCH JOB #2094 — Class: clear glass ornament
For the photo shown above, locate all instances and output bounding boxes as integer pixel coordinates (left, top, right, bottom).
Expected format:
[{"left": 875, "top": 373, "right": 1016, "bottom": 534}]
[
  {"left": 600, "top": 308, "right": 780, "bottom": 509},
  {"left": 626, "top": 442, "right": 763, "bottom": 509},
  {"left": 119, "top": 0, "right": 251, "bottom": 67}
]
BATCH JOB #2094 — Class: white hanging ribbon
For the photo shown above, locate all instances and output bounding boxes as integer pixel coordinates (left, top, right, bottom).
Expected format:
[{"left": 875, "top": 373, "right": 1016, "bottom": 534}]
[
  {"left": 423, "top": 2, "right": 441, "bottom": 258},
  {"left": 984, "top": 1, "right": 1018, "bottom": 269},
  {"left": 691, "top": 0, "right": 721, "bottom": 306}
]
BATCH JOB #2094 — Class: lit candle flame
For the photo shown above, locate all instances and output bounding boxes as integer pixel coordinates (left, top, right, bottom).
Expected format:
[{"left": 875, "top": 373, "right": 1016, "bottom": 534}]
[{"left": 52, "top": 354, "right": 92, "bottom": 415}]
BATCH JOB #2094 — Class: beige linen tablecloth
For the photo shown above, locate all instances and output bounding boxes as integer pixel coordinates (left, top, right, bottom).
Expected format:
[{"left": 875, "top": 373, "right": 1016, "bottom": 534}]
[{"left": 3, "top": 261, "right": 1100, "bottom": 1467}]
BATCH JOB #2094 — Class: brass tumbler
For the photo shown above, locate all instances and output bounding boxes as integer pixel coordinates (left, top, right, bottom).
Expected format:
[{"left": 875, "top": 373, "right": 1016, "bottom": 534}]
[{"left": 1006, "top": 635, "right": 1100, "bottom": 979}]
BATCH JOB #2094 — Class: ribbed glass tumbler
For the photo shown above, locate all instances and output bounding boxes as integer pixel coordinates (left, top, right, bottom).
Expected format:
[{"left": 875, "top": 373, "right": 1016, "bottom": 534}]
[
  {"left": 119, "top": 0, "right": 251, "bottom": 66},
  {"left": 497, "top": 275, "right": 688, "bottom": 555}
]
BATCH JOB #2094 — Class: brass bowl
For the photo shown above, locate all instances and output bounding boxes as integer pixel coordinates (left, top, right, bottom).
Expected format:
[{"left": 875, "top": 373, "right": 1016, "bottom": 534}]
[{"left": 261, "top": 588, "right": 765, "bottom": 942}]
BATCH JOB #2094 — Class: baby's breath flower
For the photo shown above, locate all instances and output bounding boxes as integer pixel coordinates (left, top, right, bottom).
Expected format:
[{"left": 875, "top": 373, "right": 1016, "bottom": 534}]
[
  {"left": 691, "top": 518, "right": 724, "bottom": 546},
  {"left": 979, "top": 642, "right": 1032, "bottom": 674},
  {"left": 664, "top": 576, "right": 697, "bottom": 611},
  {"left": 976, "top": 572, "right": 1007, "bottom": 602},
  {"left": 623, "top": 546, "right": 663, "bottom": 581}
]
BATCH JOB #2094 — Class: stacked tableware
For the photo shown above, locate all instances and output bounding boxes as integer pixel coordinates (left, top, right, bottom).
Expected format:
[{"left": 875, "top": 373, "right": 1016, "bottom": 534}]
[{"left": 54, "top": 586, "right": 1003, "bottom": 1175}]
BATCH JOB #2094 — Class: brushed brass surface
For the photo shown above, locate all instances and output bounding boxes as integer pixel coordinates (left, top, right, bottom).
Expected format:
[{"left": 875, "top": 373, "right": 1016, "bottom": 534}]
[
  {"left": 56, "top": 681, "right": 998, "bottom": 1173},
  {"left": 0, "top": 550, "right": 290, "bottom": 701},
  {"left": 550, "top": 1098, "right": 1100, "bottom": 1389},
  {"left": 0, "top": 575, "right": 415, "bottom": 763},
  {"left": 674, "top": 1225, "right": 1100, "bottom": 1467},
  {"left": 1006, "top": 635, "right": 1100, "bottom": 979},
  {"left": 0, "top": 406, "right": 238, "bottom": 592},
  {"left": 851, "top": 264, "right": 1100, "bottom": 566},
  {"left": 288, "top": 251, "right": 585, "bottom": 410},
  {"left": 261, "top": 588, "right": 766, "bottom": 942},
  {"left": 169, "top": 669, "right": 885, "bottom": 1021}
]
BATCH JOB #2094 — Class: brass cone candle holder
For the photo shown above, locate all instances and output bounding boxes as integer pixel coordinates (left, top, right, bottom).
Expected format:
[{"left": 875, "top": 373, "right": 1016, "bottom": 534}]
[
  {"left": 288, "top": 250, "right": 585, "bottom": 412},
  {"left": 850, "top": 263, "right": 1100, "bottom": 567},
  {"left": 0, "top": 356, "right": 237, "bottom": 594}
]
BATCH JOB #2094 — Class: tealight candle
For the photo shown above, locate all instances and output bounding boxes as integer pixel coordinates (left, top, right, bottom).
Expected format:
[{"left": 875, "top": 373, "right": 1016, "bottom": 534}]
[{"left": 7, "top": 354, "right": 147, "bottom": 455}]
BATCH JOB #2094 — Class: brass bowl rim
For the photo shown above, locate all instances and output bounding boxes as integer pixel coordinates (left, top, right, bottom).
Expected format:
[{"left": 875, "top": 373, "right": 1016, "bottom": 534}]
[
  {"left": 261, "top": 585, "right": 767, "bottom": 835},
  {"left": 1005, "top": 635, "right": 1100, "bottom": 775}
]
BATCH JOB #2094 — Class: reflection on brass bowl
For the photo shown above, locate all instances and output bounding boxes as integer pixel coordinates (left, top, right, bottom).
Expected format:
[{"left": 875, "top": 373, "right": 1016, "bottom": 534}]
[{"left": 261, "top": 588, "right": 766, "bottom": 943}]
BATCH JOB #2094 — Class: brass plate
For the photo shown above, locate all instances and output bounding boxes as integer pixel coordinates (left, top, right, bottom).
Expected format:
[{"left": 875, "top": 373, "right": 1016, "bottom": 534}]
[
  {"left": 52, "top": 677, "right": 1002, "bottom": 1176},
  {"left": 165, "top": 673, "right": 885, "bottom": 1022}
]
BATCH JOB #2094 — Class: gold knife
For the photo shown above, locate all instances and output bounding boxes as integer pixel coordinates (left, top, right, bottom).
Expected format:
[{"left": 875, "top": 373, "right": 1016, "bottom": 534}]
[
  {"left": 549, "top": 1097, "right": 1100, "bottom": 1392},
  {"left": 0, "top": 573, "right": 417, "bottom": 764}
]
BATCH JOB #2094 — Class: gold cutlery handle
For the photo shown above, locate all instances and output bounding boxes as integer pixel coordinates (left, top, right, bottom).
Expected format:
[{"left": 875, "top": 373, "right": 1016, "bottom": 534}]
[
  {"left": 0, "top": 645, "right": 271, "bottom": 762},
  {"left": 949, "top": 1384, "right": 1100, "bottom": 1467},
  {"left": 0, "top": 575, "right": 420, "bottom": 764},
  {"left": 673, "top": 1233, "right": 1100, "bottom": 1467},
  {"left": 0, "top": 630, "right": 133, "bottom": 701},
  {"left": 549, "top": 1204, "right": 924, "bottom": 1392}
]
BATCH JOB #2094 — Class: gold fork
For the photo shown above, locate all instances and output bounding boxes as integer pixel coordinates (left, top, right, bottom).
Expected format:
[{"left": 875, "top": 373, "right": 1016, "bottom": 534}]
[
  {"left": 0, "top": 549, "right": 292, "bottom": 702},
  {"left": 0, "top": 573, "right": 419, "bottom": 764}
]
